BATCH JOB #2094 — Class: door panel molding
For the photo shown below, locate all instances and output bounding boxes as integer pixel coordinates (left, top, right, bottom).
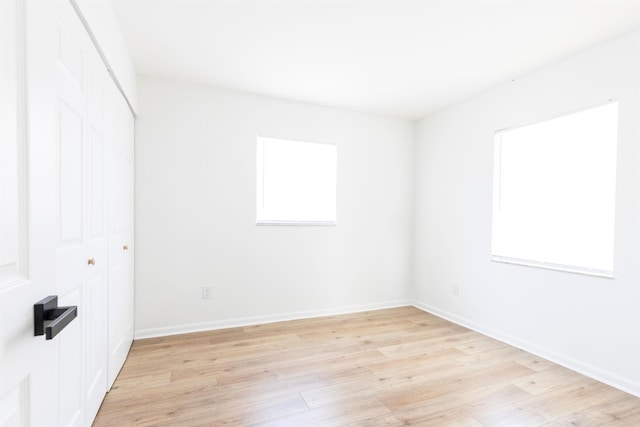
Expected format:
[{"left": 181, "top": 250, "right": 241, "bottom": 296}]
[
  {"left": 0, "top": 0, "right": 28, "bottom": 291},
  {"left": 0, "top": 377, "right": 28, "bottom": 427}
]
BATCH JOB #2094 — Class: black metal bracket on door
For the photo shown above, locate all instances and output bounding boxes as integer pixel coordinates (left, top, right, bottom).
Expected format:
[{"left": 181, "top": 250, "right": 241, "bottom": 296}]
[{"left": 34, "top": 296, "right": 78, "bottom": 340}]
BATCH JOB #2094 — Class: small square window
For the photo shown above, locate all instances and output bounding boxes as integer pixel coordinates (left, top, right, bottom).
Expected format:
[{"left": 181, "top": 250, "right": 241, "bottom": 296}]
[{"left": 257, "top": 136, "right": 337, "bottom": 225}]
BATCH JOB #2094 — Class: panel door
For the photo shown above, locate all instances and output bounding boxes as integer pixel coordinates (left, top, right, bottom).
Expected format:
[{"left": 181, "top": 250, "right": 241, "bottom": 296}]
[
  {"left": 1, "top": 0, "right": 60, "bottom": 426},
  {"left": 50, "top": 2, "right": 112, "bottom": 425},
  {"left": 107, "top": 81, "right": 135, "bottom": 388},
  {"left": 23, "top": 1, "right": 110, "bottom": 426},
  {"left": 84, "top": 40, "right": 110, "bottom": 425}
]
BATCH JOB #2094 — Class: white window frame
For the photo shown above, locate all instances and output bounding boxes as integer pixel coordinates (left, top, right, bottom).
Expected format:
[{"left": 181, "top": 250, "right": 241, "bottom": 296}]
[
  {"left": 491, "top": 101, "right": 619, "bottom": 277},
  {"left": 256, "top": 136, "right": 337, "bottom": 226}
]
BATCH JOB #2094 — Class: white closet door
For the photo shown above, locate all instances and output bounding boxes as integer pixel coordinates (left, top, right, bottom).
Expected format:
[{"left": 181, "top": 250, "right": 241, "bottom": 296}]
[
  {"left": 84, "top": 39, "right": 110, "bottom": 425},
  {"left": 107, "top": 80, "right": 135, "bottom": 388},
  {"left": 25, "top": 1, "right": 112, "bottom": 425},
  {"left": 51, "top": 3, "right": 115, "bottom": 424},
  {"left": 52, "top": 4, "right": 90, "bottom": 425}
]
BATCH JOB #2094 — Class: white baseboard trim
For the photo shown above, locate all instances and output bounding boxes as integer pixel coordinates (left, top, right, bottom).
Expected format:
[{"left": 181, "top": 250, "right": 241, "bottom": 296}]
[
  {"left": 411, "top": 299, "right": 640, "bottom": 398},
  {"left": 134, "top": 300, "right": 412, "bottom": 340}
]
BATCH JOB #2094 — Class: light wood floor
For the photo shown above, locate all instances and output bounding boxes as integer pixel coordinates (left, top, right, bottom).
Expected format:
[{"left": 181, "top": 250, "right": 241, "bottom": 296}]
[{"left": 93, "top": 306, "right": 640, "bottom": 426}]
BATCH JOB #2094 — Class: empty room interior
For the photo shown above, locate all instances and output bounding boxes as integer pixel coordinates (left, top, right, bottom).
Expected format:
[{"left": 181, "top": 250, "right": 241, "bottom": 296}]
[{"left": 3, "top": 0, "right": 640, "bottom": 425}]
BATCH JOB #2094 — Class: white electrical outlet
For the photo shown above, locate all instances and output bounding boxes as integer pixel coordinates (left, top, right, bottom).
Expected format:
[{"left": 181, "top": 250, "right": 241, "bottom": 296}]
[
  {"left": 202, "top": 286, "right": 212, "bottom": 299},
  {"left": 452, "top": 283, "right": 460, "bottom": 296}
]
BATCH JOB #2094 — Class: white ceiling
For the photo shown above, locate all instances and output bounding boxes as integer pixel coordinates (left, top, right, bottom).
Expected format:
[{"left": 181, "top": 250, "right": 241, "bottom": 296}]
[{"left": 111, "top": 0, "right": 640, "bottom": 120}]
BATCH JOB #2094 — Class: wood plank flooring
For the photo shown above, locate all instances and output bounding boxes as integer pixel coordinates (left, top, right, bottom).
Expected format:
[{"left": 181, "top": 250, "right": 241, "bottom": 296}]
[{"left": 93, "top": 306, "right": 640, "bottom": 426}]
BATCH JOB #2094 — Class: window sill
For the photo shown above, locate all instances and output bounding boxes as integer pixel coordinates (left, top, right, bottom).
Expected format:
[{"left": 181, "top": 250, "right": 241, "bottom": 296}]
[
  {"left": 256, "top": 220, "right": 337, "bottom": 226},
  {"left": 490, "top": 255, "right": 613, "bottom": 279}
]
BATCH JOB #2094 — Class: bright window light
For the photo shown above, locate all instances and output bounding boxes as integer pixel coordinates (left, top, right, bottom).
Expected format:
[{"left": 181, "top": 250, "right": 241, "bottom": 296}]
[
  {"left": 257, "top": 136, "right": 337, "bottom": 224},
  {"left": 491, "top": 102, "right": 618, "bottom": 276}
]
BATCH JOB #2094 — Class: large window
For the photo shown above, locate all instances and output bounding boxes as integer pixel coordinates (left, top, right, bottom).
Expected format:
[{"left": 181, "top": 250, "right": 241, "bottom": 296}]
[
  {"left": 257, "top": 136, "right": 337, "bottom": 225},
  {"left": 491, "top": 102, "right": 618, "bottom": 276}
]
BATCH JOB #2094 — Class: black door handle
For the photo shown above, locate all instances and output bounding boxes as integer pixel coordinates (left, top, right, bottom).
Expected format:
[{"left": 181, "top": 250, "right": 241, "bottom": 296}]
[{"left": 34, "top": 295, "right": 78, "bottom": 340}]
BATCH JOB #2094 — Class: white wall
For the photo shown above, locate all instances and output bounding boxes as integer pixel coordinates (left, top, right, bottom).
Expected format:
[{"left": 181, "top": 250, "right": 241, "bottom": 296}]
[
  {"left": 135, "top": 77, "right": 415, "bottom": 337},
  {"left": 413, "top": 31, "right": 640, "bottom": 395}
]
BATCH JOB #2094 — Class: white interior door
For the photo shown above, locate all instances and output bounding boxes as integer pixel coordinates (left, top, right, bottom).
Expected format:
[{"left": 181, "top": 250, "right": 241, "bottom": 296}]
[{"left": 1, "top": 0, "right": 61, "bottom": 425}]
